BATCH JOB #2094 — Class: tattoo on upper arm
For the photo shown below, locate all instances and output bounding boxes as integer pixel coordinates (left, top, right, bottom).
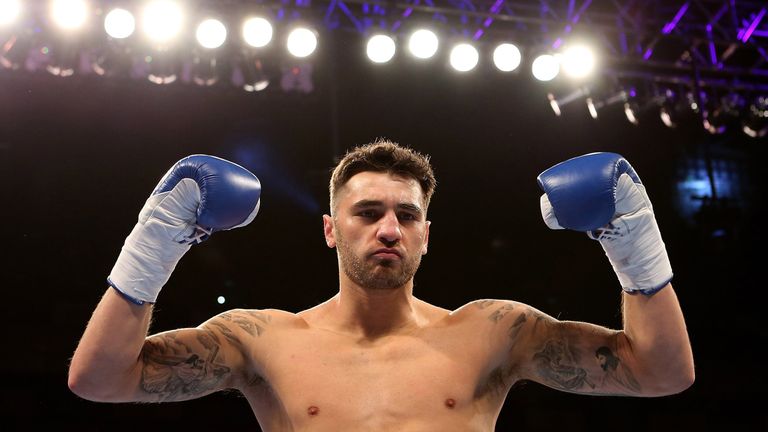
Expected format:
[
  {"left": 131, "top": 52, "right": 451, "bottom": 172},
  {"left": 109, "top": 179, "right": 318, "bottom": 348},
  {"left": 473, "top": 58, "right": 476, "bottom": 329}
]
[
  {"left": 595, "top": 345, "right": 641, "bottom": 393},
  {"left": 532, "top": 327, "right": 642, "bottom": 395},
  {"left": 533, "top": 338, "right": 596, "bottom": 391},
  {"left": 141, "top": 330, "right": 231, "bottom": 401}
]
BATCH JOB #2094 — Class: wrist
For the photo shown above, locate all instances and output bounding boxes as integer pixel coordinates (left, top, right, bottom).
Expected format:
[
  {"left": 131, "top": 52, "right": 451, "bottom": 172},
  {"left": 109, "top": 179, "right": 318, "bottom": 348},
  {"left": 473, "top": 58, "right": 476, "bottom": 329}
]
[
  {"left": 107, "top": 221, "right": 191, "bottom": 304},
  {"left": 593, "top": 209, "right": 673, "bottom": 294}
]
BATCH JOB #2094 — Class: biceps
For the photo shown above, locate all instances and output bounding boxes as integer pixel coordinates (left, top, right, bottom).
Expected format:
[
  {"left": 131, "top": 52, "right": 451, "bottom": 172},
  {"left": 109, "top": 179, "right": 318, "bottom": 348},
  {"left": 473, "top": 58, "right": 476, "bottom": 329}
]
[
  {"left": 522, "top": 320, "right": 644, "bottom": 397},
  {"left": 137, "top": 327, "right": 240, "bottom": 402}
]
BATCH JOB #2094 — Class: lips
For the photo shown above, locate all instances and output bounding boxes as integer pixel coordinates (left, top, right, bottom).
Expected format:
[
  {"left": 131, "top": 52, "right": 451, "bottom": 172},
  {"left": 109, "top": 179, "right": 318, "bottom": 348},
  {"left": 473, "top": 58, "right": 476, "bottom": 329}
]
[{"left": 371, "top": 248, "right": 402, "bottom": 259}]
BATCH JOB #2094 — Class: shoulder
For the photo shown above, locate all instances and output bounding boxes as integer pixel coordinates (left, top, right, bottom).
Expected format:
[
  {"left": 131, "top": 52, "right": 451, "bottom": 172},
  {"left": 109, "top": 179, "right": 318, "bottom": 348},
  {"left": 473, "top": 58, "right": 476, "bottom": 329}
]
[
  {"left": 449, "top": 299, "right": 539, "bottom": 323},
  {"left": 448, "top": 299, "right": 557, "bottom": 358},
  {"left": 202, "top": 308, "right": 307, "bottom": 339}
]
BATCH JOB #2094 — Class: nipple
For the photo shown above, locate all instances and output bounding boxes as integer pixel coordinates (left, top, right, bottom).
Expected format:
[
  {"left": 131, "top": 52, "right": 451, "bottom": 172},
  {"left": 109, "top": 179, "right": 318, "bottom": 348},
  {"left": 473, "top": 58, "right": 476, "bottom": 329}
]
[
  {"left": 307, "top": 406, "right": 320, "bottom": 416},
  {"left": 445, "top": 398, "right": 456, "bottom": 409}
]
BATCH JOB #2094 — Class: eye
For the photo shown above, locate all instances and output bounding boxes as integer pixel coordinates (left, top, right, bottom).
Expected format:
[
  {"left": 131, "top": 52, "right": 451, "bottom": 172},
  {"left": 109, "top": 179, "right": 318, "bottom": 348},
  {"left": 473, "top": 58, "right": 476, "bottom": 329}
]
[
  {"left": 358, "top": 210, "right": 378, "bottom": 218},
  {"left": 398, "top": 212, "right": 418, "bottom": 221}
]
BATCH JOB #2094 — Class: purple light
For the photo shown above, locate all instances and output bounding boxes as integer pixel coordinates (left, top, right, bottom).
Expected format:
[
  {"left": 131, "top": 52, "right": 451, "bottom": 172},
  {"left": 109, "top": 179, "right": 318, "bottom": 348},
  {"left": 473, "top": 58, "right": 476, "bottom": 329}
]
[
  {"left": 662, "top": 2, "right": 689, "bottom": 34},
  {"left": 708, "top": 41, "right": 717, "bottom": 65},
  {"left": 643, "top": 47, "right": 653, "bottom": 60},
  {"left": 471, "top": 0, "right": 504, "bottom": 41},
  {"left": 391, "top": 0, "right": 417, "bottom": 32},
  {"left": 741, "top": 8, "right": 766, "bottom": 43},
  {"left": 552, "top": 38, "right": 563, "bottom": 49}
]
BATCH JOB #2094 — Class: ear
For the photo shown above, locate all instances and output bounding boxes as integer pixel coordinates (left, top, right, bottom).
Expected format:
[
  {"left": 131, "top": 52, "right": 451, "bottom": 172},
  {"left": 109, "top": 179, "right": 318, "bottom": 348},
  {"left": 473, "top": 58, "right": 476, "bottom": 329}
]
[
  {"left": 323, "top": 214, "right": 336, "bottom": 248},
  {"left": 422, "top": 220, "right": 431, "bottom": 255}
]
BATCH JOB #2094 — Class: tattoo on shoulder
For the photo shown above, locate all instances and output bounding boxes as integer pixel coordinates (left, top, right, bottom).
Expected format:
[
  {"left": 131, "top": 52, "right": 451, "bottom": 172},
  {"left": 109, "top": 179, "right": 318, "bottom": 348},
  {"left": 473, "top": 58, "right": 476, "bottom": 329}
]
[
  {"left": 507, "top": 313, "right": 527, "bottom": 344},
  {"left": 141, "top": 331, "right": 231, "bottom": 401},
  {"left": 218, "top": 310, "right": 272, "bottom": 337},
  {"left": 474, "top": 300, "right": 498, "bottom": 310},
  {"left": 488, "top": 304, "right": 516, "bottom": 322}
]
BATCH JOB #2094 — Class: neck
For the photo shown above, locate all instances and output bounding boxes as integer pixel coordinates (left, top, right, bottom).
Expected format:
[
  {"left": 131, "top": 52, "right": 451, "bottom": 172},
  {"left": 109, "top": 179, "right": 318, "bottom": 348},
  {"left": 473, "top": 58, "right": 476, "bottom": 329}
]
[{"left": 327, "top": 275, "right": 425, "bottom": 339}]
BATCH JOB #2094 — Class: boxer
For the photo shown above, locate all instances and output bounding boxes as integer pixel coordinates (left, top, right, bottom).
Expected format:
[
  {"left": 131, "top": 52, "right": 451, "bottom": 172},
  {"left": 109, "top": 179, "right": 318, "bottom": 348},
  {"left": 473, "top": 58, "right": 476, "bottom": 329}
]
[{"left": 69, "top": 140, "right": 694, "bottom": 431}]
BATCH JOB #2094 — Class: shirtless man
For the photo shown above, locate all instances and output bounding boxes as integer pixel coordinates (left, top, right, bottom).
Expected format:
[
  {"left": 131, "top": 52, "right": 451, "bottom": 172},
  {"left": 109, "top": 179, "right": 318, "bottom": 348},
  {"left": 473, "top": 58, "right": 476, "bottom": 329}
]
[{"left": 68, "top": 140, "right": 695, "bottom": 431}]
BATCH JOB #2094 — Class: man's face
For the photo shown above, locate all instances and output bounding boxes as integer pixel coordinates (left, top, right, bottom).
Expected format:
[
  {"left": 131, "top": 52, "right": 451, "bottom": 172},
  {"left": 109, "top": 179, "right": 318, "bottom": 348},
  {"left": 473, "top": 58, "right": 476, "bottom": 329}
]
[{"left": 323, "top": 171, "right": 430, "bottom": 290}]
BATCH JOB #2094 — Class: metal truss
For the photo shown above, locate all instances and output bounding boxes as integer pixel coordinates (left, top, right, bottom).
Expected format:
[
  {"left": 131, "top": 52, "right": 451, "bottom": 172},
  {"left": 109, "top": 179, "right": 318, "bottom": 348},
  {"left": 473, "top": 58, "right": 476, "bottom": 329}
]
[
  {"left": 310, "top": 0, "right": 768, "bottom": 89},
  {"left": 5, "top": 1, "right": 767, "bottom": 93}
]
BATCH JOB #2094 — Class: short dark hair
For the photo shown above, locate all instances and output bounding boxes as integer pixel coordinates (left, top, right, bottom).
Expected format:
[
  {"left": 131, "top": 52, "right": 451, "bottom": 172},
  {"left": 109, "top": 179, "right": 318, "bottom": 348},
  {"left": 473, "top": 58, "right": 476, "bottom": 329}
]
[{"left": 329, "top": 138, "right": 436, "bottom": 213}]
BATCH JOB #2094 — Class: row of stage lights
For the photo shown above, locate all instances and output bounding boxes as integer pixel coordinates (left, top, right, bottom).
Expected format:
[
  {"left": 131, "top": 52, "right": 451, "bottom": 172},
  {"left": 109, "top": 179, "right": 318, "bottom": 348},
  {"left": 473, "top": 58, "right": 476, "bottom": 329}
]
[
  {"left": 0, "top": 0, "right": 596, "bottom": 80},
  {"left": 548, "top": 86, "right": 768, "bottom": 139},
  {"left": 7, "top": 1, "right": 761, "bottom": 137}
]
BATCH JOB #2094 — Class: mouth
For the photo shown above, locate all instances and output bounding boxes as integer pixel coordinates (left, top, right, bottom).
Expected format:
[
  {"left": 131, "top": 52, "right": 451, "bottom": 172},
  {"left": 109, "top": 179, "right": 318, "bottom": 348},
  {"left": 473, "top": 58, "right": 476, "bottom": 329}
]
[{"left": 371, "top": 248, "right": 402, "bottom": 260}]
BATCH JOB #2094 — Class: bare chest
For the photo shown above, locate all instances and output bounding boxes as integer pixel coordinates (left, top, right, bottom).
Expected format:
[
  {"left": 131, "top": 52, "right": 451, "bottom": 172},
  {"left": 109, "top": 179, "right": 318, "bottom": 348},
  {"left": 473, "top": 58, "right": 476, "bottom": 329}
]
[{"left": 248, "top": 330, "right": 494, "bottom": 430}]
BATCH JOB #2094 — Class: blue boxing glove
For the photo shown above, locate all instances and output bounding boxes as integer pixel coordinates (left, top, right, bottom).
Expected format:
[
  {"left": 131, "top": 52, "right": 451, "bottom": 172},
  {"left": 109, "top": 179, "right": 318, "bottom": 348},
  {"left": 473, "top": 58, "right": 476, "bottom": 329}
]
[
  {"left": 537, "top": 152, "right": 672, "bottom": 295},
  {"left": 108, "top": 155, "right": 261, "bottom": 305}
]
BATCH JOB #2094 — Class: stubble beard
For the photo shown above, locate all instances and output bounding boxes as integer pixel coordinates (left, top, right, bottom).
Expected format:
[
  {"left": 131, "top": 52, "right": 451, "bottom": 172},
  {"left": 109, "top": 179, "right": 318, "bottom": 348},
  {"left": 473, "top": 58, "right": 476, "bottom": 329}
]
[{"left": 335, "top": 230, "right": 422, "bottom": 290}]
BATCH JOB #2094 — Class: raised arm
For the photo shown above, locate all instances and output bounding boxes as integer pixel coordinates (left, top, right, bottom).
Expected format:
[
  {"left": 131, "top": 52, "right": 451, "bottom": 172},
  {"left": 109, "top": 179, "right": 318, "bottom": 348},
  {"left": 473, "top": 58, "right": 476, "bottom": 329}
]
[
  {"left": 68, "top": 155, "right": 262, "bottom": 402},
  {"left": 478, "top": 287, "right": 691, "bottom": 397},
  {"left": 69, "top": 291, "right": 265, "bottom": 402},
  {"left": 482, "top": 153, "right": 694, "bottom": 397}
]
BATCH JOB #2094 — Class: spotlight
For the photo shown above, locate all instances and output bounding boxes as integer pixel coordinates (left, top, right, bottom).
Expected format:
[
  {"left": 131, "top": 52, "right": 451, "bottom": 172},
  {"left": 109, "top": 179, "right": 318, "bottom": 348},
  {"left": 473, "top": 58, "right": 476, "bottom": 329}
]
[
  {"left": 366, "top": 34, "right": 396, "bottom": 64},
  {"left": 104, "top": 8, "right": 135, "bottom": 39},
  {"left": 232, "top": 55, "right": 271, "bottom": 92},
  {"left": 547, "top": 87, "right": 590, "bottom": 116},
  {"left": 586, "top": 90, "right": 627, "bottom": 119},
  {"left": 1, "top": 33, "right": 31, "bottom": 69},
  {"left": 280, "top": 61, "right": 313, "bottom": 93},
  {"left": 449, "top": 43, "right": 478, "bottom": 72},
  {"left": 45, "top": 44, "right": 79, "bottom": 77},
  {"left": 242, "top": 17, "right": 272, "bottom": 48},
  {"left": 143, "top": 51, "right": 179, "bottom": 85},
  {"left": 622, "top": 87, "right": 664, "bottom": 125},
  {"left": 50, "top": 0, "right": 88, "bottom": 31},
  {"left": 702, "top": 92, "right": 743, "bottom": 135},
  {"left": 659, "top": 88, "right": 696, "bottom": 128},
  {"left": 532, "top": 54, "right": 559, "bottom": 81},
  {"left": 742, "top": 96, "right": 768, "bottom": 138},
  {"left": 142, "top": 0, "right": 184, "bottom": 45},
  {"left": 286, "top": 27, "right": 317, "bottom": 58},
  {"left": 561, "top": 44, "right": 596, "bottom": 79},
  {"left": 91, "top": 41, "right": 133, "bottom": 77},
  {"left": 0, "top": 0, "right": 21, "bottom": 27},
  {"left": 196, "top": 18, "right": 227, "bottom": 49},
  {"left": 408, "top": 29, "right": 438, "bottom": 59},
  {"left": 493, "top": 43, "right": 521, "bottom": 72},
  {"left": 188, "top": 56, "right": 220, "bottom": 86}
]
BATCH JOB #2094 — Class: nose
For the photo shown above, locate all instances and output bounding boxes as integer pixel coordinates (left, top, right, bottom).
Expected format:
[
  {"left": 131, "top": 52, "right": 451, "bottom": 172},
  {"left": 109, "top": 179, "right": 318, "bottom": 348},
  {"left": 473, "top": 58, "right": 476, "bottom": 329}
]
[{"left": 377, "top": 211, "right": 402, "bottom": 246}]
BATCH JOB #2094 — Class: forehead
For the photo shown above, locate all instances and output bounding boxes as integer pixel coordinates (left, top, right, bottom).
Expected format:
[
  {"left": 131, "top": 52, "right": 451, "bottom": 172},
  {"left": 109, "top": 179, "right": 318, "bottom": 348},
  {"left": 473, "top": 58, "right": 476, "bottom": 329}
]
[{"left": 337, "top": 171, "right": 424, "bottom": 205}]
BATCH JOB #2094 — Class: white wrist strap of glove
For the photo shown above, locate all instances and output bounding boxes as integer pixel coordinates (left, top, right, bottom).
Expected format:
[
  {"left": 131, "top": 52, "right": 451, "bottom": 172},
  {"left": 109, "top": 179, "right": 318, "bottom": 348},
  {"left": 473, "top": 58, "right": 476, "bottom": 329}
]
[
  {"left": 108, "top": 179, "right": 201, "bottom": 304},
  {"left": 588, "top": 175, "right": 673, "bottom": 295}
]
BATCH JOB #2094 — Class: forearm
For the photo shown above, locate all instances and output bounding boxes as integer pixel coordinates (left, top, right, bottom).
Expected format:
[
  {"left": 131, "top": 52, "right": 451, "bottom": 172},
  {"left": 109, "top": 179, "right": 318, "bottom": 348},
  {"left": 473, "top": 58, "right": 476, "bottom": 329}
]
[
  {"left": 68, "top": 288, "right": 152, "bottom": 400},
  {"left": 621, "top": 284, "right": 695, "bottom": 394}
]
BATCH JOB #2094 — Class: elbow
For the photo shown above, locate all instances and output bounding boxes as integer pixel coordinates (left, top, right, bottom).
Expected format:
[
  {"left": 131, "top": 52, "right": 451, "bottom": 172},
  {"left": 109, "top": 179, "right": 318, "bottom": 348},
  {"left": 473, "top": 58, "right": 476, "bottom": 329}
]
[
  {"left": 67, "top": 363, "right": 123, "bottom": 402},
  {"left": 674, "top": 364, "right": 696, "bottom": 393},
  {"left": 67, "top": 366, "right": 104, "bottom": 402},
  {"left": 67, "top": 367, "right": 95, "bottom": 401},
  {"left": 646, "top": 363, "right": 695, "bottom": 396}
]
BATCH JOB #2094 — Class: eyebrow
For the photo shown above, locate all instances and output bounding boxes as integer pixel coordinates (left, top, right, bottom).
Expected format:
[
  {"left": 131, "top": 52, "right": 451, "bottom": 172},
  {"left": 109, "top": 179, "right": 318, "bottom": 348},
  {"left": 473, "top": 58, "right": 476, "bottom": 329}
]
[{"left": 351, "top": 200, "right": 424, "bottom": 216}]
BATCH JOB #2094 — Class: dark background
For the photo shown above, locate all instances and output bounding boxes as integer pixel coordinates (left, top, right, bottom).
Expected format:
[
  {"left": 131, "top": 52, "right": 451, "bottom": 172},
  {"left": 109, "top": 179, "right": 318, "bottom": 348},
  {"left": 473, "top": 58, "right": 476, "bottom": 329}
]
[{"left": 2, "top": 29, "right": 765, "bottom": 430}]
